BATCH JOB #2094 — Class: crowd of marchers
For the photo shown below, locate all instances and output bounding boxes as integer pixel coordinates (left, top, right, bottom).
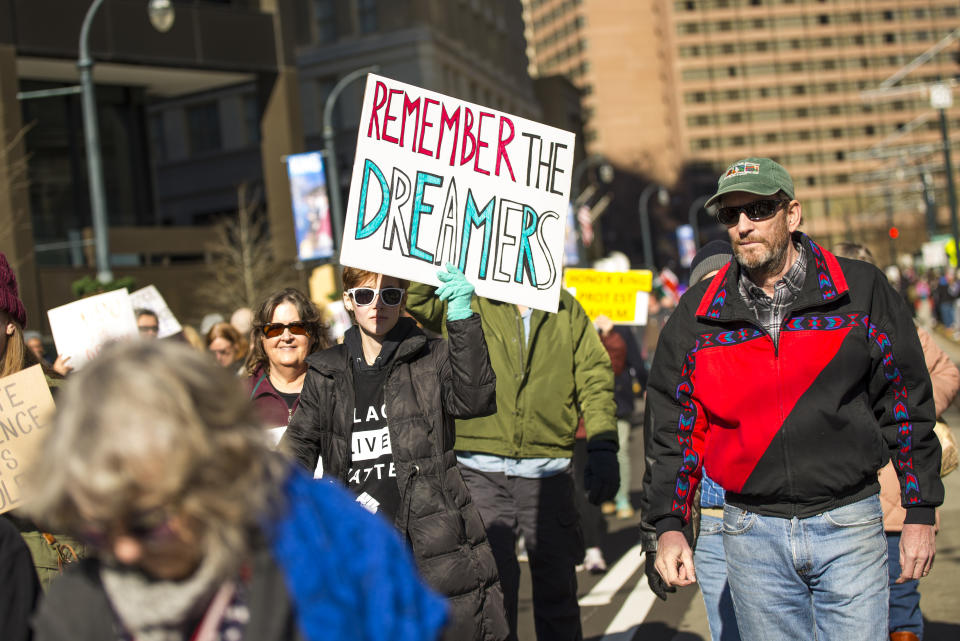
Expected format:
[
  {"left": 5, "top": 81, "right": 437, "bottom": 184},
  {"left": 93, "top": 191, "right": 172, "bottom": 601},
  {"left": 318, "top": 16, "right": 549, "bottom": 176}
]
[{"left": 0, "top": 156, "right": 949, "bottom": 641}]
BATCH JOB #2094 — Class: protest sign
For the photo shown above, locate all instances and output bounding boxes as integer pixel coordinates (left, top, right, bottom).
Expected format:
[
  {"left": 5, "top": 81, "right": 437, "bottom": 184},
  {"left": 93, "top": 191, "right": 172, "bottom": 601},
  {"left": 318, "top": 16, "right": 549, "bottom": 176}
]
[
  {"left": 0, "top": 365, "right": 55, "bottom": 514},
  {"left": 564, "top": 269, "right": 653, "bottom": 326},
  {"left": 47, "top": 289, "right": 139, "bottom": 370},
  {"left": 129, "top": 285, "right": 182, "bottom": 339},
  {"left": 341, "top": 74, "right": 576, "bottom": 312},
  {"left": 287, "top": 151, "right": 335, "bottom": 261}
]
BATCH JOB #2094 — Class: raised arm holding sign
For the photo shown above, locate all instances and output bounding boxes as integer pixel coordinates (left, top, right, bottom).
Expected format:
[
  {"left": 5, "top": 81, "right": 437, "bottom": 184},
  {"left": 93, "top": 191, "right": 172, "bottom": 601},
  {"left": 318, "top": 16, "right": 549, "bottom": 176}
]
[{"left": 47, "top": 289, "right": 139, "bottom": 371}]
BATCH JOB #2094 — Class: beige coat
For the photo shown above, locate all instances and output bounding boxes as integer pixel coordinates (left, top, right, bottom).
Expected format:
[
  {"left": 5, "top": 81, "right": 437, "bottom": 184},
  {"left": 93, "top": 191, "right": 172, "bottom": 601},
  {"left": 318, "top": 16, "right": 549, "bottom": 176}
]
[{"left": 880, "top": 326, "right": 956, "bottom": 531}]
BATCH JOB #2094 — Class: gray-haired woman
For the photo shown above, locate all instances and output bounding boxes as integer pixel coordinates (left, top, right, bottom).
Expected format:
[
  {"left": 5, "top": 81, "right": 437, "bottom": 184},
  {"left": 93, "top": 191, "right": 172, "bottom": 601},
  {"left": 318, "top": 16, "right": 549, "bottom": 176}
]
[{"left": 25, "top": 340, "right": 447, "bottom": 641}]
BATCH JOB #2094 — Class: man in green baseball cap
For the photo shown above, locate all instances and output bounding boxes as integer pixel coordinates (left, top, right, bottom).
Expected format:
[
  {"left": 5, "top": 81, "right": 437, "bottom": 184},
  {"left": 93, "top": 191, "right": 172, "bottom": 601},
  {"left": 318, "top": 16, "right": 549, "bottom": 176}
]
[
  {"left": 701, "top": 157, "right": 802, "bottom": 294},
  {"left": 644, "top": 154, "right": 942, "bottom": 641}
]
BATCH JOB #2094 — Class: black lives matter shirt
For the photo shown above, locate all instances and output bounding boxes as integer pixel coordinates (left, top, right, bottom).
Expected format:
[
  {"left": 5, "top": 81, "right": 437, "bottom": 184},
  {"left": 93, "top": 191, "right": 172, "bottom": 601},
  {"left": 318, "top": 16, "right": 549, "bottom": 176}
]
[{"left": 345, "top": 326, "right": 403, "bottom": 523}]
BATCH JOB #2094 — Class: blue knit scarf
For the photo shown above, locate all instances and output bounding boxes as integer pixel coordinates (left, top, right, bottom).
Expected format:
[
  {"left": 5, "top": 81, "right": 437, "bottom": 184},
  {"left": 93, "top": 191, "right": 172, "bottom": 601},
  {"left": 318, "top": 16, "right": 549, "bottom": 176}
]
[{"left": 265, "top": 467, "right": 447, "bottom": 641}]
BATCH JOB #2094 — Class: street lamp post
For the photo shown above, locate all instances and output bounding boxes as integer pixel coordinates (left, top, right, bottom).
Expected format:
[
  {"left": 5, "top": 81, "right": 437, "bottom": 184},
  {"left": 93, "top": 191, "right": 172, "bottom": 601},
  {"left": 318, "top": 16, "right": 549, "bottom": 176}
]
[
  {"left": 78, "top": 0, "right": 110, "bottom": 283},
  {"left": 687, "top": 194, "right": 711, "bottom": 248},
  {"left": 322, "top": 65, "right": 379, "bottom": 255},
  {"left": 78, "top": 0, "right": 175, "bottom": 283},
  {"left": 638, "top": 184, "right": 667, "bottom": 269},
  {"left": 931, "top": 83, "right": 960, "bottom": 263},
  {"left": 569, "top": 154, "right": 613, "bottom": 266},
  {"left": 571, "top": 154, "right": 613, "bottom": 201}
]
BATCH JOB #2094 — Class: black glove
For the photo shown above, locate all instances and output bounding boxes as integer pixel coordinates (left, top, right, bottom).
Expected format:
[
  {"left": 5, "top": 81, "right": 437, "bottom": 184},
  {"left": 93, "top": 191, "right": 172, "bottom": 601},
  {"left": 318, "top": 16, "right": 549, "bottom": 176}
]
[
  {"left": 645, "top": 550, "right": 676, "bottom": 601},
  {"left": 583, "top": 438, "right": 620, "bottom": 505}
]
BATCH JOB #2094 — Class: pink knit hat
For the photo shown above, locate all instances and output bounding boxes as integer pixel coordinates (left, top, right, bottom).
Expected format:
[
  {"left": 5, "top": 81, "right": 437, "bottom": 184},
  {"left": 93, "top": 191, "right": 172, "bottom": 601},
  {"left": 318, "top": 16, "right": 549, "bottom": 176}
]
[{"left": 0, "top": 253, "right": 27, "bottom": 327}]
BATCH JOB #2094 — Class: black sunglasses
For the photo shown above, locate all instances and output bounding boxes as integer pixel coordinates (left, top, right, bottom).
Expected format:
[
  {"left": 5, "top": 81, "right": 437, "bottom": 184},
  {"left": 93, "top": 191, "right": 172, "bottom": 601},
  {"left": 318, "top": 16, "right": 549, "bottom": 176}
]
[
  {"left": 261, "top": 321, "right": 310, "bottom": 339},
  {"left": 347, "top": 287, "right": 405, "bottom": 307},
  {"left": 716, "top": 199, "right": 789, "bottom": 226}
]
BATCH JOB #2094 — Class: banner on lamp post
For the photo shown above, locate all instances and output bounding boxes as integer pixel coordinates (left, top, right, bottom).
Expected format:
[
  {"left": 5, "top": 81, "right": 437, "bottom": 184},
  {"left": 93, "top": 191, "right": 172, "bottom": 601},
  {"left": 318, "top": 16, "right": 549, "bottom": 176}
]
[{"left": 287, "top": 151, "right": 335, "bottom": 261}]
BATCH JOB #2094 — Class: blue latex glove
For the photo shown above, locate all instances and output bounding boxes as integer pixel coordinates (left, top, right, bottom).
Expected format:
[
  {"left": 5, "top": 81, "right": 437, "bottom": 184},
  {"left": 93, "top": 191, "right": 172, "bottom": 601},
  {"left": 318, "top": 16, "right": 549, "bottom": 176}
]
[{"left": 436, "top": 263, "right": 475, "bottom": 321}]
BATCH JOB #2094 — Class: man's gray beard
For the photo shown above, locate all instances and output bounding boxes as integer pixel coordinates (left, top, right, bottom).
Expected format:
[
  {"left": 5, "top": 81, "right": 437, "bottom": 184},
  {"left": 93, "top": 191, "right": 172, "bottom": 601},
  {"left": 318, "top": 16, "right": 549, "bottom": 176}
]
[{"left": 734, "top": 235, "right": 790, "bottom": 282}]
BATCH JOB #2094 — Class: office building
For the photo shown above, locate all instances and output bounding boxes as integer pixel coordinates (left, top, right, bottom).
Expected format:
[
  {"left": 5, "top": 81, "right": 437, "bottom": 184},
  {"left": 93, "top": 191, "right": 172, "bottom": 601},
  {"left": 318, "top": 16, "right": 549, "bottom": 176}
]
[{"left": 523, "top": 0, "right": 960, "bottom": 261}]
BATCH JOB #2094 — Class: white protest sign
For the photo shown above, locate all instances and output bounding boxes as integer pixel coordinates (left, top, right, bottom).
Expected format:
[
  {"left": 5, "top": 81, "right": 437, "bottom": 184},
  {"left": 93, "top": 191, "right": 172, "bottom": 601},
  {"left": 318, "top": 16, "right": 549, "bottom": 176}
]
[
  {"left": 47, "top": 289, "right": 139, "bottom": 370},
  {"left": 129, "top": 285, "right": 182, "bottom": 338},
  {"left": 341, "top": 74, "right": 576, "bottom": 312},
  {"left": 0, "top": 365, "right": 55, "bottom": 514}
]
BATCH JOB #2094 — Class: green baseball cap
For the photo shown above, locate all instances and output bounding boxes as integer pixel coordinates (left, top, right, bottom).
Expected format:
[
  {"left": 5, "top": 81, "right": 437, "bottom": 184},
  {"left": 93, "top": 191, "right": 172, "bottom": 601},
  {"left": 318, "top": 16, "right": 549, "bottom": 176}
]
[{"left": 705, "top": 157, "right": 795, "bottom": 209}]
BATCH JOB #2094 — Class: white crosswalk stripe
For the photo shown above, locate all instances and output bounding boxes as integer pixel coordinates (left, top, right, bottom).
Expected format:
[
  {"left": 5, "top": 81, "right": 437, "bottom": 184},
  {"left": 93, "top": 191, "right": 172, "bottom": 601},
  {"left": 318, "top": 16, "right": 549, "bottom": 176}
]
[
  {"left": 578, "top": 544, "right": 646, "bottom": 607},
  {"left": 599, "top": 566, "right": 658, "bottom": 641}
]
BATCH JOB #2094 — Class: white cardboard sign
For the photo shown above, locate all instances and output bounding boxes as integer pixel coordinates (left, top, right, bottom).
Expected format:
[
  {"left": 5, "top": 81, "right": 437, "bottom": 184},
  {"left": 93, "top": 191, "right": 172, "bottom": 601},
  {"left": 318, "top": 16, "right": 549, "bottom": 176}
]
[
  {"left": 0, "top": 365, "right": 55, "bottom": 514},
  {"left": 341, "top": 74, "right": 576, "bottom": 313},
  {"left": 47, "top": 289, "right": 139, "bottom": 370},
  {"left": 129, "top": 285, "right": 183, "bottom": 339}
]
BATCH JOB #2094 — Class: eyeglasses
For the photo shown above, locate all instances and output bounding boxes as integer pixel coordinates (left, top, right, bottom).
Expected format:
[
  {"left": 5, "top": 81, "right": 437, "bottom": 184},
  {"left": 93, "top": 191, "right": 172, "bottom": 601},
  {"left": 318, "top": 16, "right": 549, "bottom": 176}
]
[
  {"left": 80, "top": 507, "right": 177, "bottom": 550},
  {"left": 137, "top": 324, "right": 160, "bottom": 334},
  {"left": 716, "top": 199, "right": 789, "bottom": 226},
  {"left": 347, "top": 287, "right": 405, "bottom": 307},
  {"left": 260, "top": 321, "right": 310, "bottom": 339}
]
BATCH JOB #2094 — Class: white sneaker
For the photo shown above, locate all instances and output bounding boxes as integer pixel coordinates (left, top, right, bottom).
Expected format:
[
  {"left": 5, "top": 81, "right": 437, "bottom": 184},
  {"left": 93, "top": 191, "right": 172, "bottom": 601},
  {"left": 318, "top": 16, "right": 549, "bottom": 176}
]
[
  {"left": 583, "top": 547, "right": 607, "bottom": 574},
  {"left": 517, "top": 535, "right": 529, "bottom": 563}
]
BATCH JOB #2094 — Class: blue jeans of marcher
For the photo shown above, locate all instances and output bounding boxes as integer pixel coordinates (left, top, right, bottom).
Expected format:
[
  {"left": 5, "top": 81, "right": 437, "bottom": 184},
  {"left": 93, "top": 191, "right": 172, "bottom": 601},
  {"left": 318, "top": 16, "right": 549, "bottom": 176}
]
[
  {"left": 722, "top": 495, "right": 888, "bottom": 641},
  {"left": 887, "top": 532, "right": 924, "bottom": 638},
  {"left": 694, "top": 514, "right": 741, "bottom": 641}
]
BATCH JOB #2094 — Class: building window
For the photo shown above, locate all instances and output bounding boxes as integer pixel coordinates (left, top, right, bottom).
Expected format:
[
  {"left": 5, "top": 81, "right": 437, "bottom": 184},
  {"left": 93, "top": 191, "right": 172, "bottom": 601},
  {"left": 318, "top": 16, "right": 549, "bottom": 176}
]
[
  {"left": 186, "top": 102, "right": 222, "bottom": 155},
  {"left": 357, "top": 0, "right": 377, "bottom": 34},
  {"left": 148, "top": 114, "right": 166, "bottom": 162},
  {"left": 313, "top": 0, "right": 337, "bottom": 43},
  {"left": 243, "top": 95, "right": 260, "bottom": 146}
]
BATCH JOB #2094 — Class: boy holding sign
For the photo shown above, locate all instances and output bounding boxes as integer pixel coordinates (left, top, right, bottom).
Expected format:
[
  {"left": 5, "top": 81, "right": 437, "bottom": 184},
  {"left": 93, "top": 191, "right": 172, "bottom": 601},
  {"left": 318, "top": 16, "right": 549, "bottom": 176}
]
[{"left": 283, "top": 264, "right": 509, "bottom": 641}]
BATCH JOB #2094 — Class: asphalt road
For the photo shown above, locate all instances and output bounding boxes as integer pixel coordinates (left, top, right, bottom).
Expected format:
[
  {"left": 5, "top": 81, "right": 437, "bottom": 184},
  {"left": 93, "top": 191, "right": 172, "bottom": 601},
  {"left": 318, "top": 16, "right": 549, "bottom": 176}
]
[{"left": 515, "top": 329, "right": 960, "bottom": 641}]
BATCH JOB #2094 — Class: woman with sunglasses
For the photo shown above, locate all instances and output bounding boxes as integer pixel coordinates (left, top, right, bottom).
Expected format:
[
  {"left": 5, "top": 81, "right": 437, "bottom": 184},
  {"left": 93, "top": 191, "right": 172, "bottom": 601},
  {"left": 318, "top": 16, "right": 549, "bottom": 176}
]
[
  {"left": 245, "top": 288, "right": 330, "bottom": 438},
  {"left": 282, "top": 264, "right": 509, "bottom": 641}
]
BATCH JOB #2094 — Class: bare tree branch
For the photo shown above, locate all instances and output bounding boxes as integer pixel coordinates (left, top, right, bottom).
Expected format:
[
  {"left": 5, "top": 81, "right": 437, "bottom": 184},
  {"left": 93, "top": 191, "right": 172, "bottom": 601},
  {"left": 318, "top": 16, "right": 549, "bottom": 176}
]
[{"left": 197, "top": 183, "right": 290, "bottom": 314}]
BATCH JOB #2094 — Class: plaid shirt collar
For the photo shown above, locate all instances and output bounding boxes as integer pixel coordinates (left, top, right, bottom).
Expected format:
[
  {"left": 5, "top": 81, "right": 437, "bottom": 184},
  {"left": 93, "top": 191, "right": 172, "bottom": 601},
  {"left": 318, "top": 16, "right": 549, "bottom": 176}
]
[{"left": 738, "top": 239, "right": 807, "bottom": 344}]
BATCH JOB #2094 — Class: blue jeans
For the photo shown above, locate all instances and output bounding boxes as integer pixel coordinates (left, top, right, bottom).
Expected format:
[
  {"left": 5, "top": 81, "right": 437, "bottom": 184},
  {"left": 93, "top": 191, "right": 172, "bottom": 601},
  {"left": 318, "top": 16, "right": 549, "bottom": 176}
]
[
  {"left": 694, "top": 514, "right": 741, "bottom": 641},
  {"left": 887, "top": 532, "right": 924, "bottom": 638},
  {"left": 722, "top": 495, "right": 888, "bottom": 641}
]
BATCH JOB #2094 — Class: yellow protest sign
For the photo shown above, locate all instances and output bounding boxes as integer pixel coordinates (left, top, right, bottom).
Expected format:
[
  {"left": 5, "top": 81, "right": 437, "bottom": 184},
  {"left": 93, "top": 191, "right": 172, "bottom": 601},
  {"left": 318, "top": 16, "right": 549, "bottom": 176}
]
[
  {"left": 0, "top": 365, "right": 55, "bottom": 514},
  {"left": 564, "top": 269, "right": 653, "bottom": 325}
]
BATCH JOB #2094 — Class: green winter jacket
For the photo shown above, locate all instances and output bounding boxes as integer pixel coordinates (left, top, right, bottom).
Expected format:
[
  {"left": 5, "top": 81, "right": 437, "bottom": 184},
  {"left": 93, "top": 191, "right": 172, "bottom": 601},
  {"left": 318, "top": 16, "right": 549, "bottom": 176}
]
[{"left": 406, "top": 285, "right": 617, "bottom": 458}]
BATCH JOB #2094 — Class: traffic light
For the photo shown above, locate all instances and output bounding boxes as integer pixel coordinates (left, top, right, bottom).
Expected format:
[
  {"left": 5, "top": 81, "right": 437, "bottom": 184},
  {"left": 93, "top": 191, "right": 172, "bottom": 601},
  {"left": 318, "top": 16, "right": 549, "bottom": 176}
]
[{"left": 888, "top": 227, "right": 899, "bottom": 239}]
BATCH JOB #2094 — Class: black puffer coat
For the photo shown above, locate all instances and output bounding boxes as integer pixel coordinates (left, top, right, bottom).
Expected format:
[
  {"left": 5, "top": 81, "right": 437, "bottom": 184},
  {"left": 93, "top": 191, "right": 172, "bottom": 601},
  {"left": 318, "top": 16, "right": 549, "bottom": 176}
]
[{"left": 283, "top": 315, "right": 508, "bottom": 641}]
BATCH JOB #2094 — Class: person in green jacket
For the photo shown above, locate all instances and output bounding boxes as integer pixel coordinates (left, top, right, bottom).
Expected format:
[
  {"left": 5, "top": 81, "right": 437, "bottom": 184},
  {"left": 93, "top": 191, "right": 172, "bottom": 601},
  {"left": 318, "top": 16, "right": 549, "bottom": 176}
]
[{"left": 406, "top": 284, "right": 618, "bottom": 641}]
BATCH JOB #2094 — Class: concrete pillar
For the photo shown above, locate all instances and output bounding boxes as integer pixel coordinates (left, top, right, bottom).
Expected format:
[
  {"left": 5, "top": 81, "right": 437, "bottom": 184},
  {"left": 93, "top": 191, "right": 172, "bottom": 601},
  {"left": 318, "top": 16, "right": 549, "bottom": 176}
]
[
  {"left": 0, "top": 44, "right": 41, "bottom": 329},
  {"left": 257, "top": 0, "right": 305, "bottom": 273}
]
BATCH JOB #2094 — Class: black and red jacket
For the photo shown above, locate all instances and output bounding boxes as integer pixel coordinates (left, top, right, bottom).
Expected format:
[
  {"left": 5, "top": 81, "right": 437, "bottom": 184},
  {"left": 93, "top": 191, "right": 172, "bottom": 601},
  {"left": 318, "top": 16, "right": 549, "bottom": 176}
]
[{"left": 647, "top": 234, "right": 943, "bottom": 535}]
